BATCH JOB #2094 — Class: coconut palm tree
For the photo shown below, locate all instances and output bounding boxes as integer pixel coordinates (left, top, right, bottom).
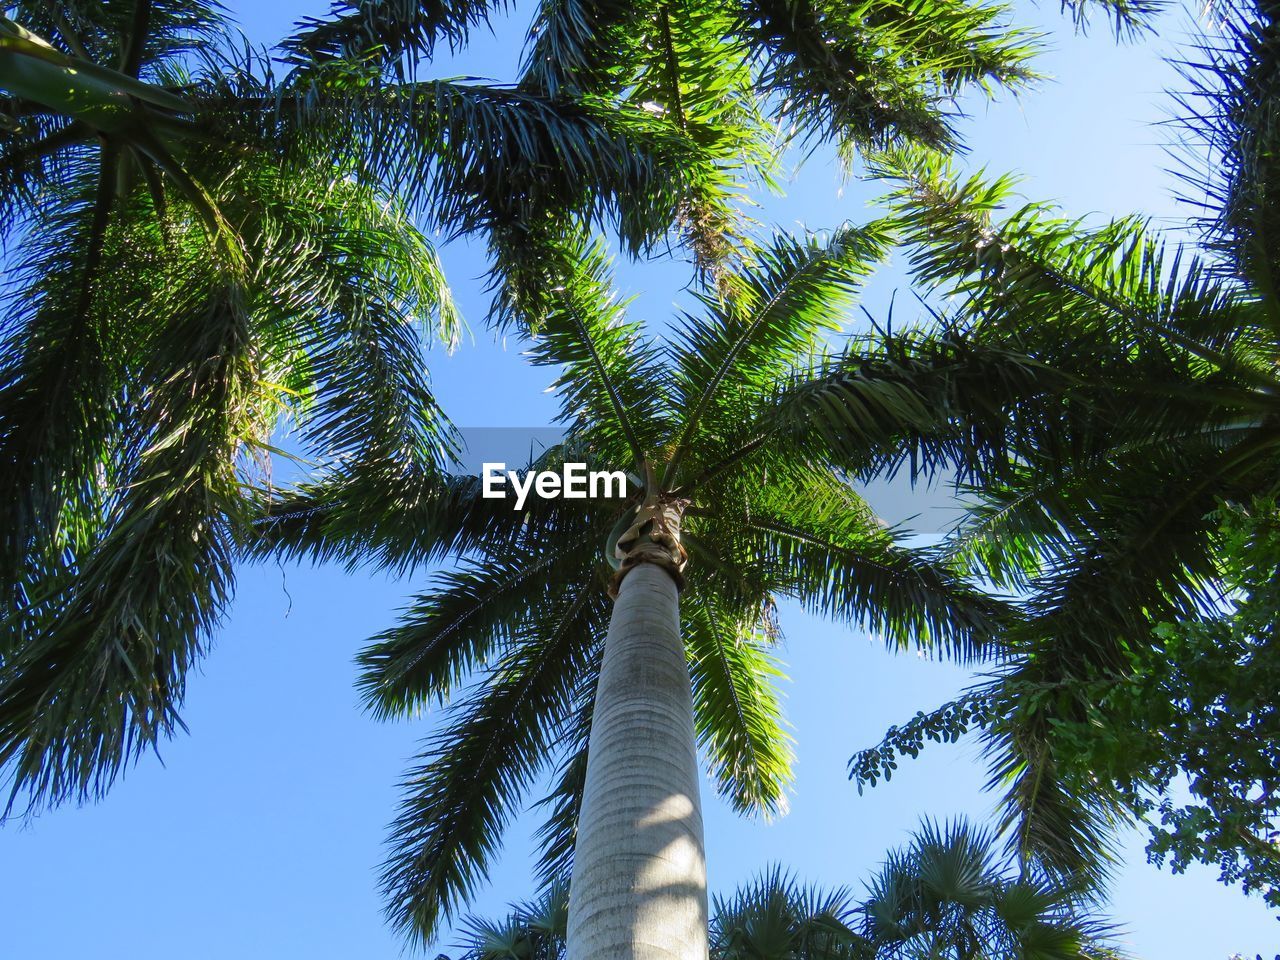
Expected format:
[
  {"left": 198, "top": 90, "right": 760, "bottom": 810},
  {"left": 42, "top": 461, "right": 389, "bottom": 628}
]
[
  {"left": 446, "top": 821, "right": 1117, "bottom": 960},
  {"left": 253, "top": 221, "right": 1023, "bottom": 956},
  {"left": 848, "top": 0, "right": 1280, "bottom": 895}
]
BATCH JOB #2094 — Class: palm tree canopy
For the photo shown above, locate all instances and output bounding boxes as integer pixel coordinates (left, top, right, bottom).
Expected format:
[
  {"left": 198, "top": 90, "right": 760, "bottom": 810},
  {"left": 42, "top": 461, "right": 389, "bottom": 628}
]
[
  {"left": 288, "top": 0, "right": 1051, "bottom": 150},
  {"left": 0, "top": 0, "right": 1153, "bottom": 819},
  {"left": 847, "top": 0, "right": 1280, "bottom": 896},
  {"left": 0, "top": 0, "right": 810, "bottom": 814},
  {"left": 253, "top": 220, "right": 1022, "bottom": 944},
  {"left": 445, "top": 820, "right": 1117, "bottom": 959}
]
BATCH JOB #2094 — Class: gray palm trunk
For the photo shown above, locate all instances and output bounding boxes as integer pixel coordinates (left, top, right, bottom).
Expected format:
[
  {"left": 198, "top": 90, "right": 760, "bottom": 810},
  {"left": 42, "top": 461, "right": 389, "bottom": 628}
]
[{"left": 566, "top": 561, "right": 709, "bottom": 960}]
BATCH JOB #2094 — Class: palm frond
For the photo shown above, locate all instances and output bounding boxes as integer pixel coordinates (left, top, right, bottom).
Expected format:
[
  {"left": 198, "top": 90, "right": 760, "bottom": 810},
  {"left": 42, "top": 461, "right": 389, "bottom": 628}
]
[
  {"left": 0, "top": 167, "right": 126, "bottom": 594},
  {"left": 264, "top": 76, "right": 708, "bottom": 261},
  {"left": 252, "top": 466, "right": 600, "bottom": 573},
  {"left": 522, "top": 229, "right": 670, "bottom": 466},
  {"left": 0, "top": 263, "right": 254, "bottom": 813},
  {"left": 1054, "top": 0, "right": 1161, "bottom": 39},
  {"left": 1172, "top": 0, "right": 1280, "bottom": 314},
  {"left": 0, "top": 37, "right": 481, "bottom": 811},
  {"left": 697, "top": 464, "right": 1010, "bottom": 662},
  {"left": 284, "top": 0, "right": 509, "bottom": 68},
  {"left": 380, "top": 582, "right": 606, "bottom": 945},
  {"left": 2, "top": 2, "right": 222, "bottom": 94},
  {"left": 859, "top": 817, "right": 1112, "bottom": 958},
  {"left": 689, "top": 326, "right": 1064, "bottom": 497},
  {"left": 683, "top": 591, "right": 794, "bottom": 817},
  {"left": 519, "top": 0, "right": 647, "bottom": 97},
  {"left": 357, "top": 529, "right": 603, "bottom": 717},
  {"left": 981, "top": 694, "right": 1127, "bottom": 888},
  {"left": 0, "top": 115, "right": 93, "bottom": 234},
  {"left": 711, "top": 865, "right": 865, "bottom": 960},
  {"left": 457, "top": 880, "right": 569, "bottom": 960},
  {"left": 665, "top": 224, "right": 890, "bottom": 486},
  {"left": 736, "top": 0, "right": 1038, "bottom": 157},
  {"left": 879, "top": 149, "right": 1274, "bottom": 388},
  {"left": 234, "top": 162, "right": 459, "bottom": 471},
  {"left": 625, "top": 0, "right": 775, "bottom": 272}
]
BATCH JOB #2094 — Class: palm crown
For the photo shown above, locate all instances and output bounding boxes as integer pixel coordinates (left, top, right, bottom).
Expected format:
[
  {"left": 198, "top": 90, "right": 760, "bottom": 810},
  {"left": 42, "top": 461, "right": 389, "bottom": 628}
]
[
  {"left": 0, "top": 1, "right": 475, "bottom": 811},
  {"left": 257, "top": 223, "right": 1013, "bottom": 943}
]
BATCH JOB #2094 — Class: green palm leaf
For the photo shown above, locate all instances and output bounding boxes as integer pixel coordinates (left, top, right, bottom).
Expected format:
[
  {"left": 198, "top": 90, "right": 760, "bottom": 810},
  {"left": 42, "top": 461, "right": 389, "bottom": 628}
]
[
  {"left": 357, "top": 530, "right": 604, "bottom": 716},
  {"left": 381, "top": 580, "right": 607, "bottom": 945},
  {"left": 665, "top": 224, "right": 890, "bottom": 486},
  {"left": 846, "top": 3, "right": 1280, "bottom": 893},
  {"left": 684, "top": 591, "right": 794, "bottom": 816}
]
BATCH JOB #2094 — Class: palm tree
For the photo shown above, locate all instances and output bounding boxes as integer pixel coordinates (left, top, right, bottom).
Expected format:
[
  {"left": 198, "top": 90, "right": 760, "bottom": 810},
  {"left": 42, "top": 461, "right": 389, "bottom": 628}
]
[
  {"left": 710, "top": 869, "right": 868, "bottom": 960},
  {"left": 0, "top": 0, "right": 1084, "bottom": 820},
  {"left": 254, "top": 222, "right": 1018, "bottom": 956},
  {"left": 855, "top": 821, "right": 1116, "bottom": 960},
  {"left": 446, "top": 821, "right": 1117, "bottom": 960},
  {"left": 455, "top": 881, "right": 571, "bottom": 960},
  {"left": 2, "top": 0, "right": 1153, "bottom": 936},
  {"left": 284, "top": 0, "right": 1056, "bottom": 322},
  {"left": 0, "top": 2, "right": 448, "bottom": 811},
  {"left": 847, "top": 0, "right": 1280, "bottom": 894}
]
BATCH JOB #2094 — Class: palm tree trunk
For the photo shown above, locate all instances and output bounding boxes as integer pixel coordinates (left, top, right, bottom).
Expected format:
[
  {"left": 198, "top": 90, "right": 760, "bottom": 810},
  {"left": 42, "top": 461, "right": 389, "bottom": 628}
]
[{"left": 567, "top": 561, "right": 708, "bottom": 960}]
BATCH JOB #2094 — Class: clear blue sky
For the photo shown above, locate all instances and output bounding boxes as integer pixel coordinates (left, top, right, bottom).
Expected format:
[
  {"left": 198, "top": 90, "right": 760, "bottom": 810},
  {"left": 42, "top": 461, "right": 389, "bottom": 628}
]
[{"left": 3, "top": 3, "right": 1276, "bottom": 957}]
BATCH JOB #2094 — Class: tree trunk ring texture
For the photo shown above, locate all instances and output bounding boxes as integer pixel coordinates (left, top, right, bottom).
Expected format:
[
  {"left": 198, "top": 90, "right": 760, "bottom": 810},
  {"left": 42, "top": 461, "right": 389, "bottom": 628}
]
[{"left": 567, "top": 561, "right": 709, "bottom": 960}]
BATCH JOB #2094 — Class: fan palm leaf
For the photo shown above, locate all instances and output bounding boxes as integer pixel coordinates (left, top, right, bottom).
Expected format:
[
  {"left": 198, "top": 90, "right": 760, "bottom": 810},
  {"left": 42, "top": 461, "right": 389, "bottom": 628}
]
[{"left": 449, "top": 820, "right": 1115, "bottom": 959}]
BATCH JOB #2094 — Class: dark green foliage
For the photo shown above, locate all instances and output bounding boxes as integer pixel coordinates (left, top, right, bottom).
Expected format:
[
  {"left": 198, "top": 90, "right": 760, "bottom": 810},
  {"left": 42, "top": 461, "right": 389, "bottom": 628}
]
[
  {"left": 444, "top": 820, "right": 1116, "bottom": 959},
  {"left": 0, "top": 0, "right": 1158, "bottom": 820},
  {"left": 1073, "top": 501, "right": 1280, "bottom": 909},
  {"left": 734, "top": 0, "right": 1036, "bottom": 157},
  {"left": 0, "top": 0, "right": 1168, "bottom": 936},
  {"left": 383, "top": 580, "right": 608, "bottom": 937},
  {"left": 852, "top": 510, "right": 1280, "bottom": 908},
  {"left": 858, "top": 820, "right": 1113, "bottom": 960},
  {"left": 0, "top": 0, "right": 758, "bottom": 815},
  {"left": 0, "top": 7, "right": 468, "bottom": 813},
  {"left": 287, "top": 0, "right": 1045, "bottom": 156},
  {"left": 286, "top": 0, "right": 507, "bottom": 65}
]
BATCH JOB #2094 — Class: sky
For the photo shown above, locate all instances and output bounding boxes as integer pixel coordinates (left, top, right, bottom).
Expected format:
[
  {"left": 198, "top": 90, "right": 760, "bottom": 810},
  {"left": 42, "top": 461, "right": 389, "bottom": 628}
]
[{"left": 3, "top": 2, "right": 1278, "bottom": 958}]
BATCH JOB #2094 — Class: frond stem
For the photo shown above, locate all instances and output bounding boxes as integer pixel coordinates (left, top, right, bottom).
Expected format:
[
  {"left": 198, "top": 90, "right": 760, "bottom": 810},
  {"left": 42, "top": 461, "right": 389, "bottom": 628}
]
[
  {"left": 562, "top": 294, "right": 646, "bottom": 467},
  {"left": 662, "top": 246, "right": 832, "bottom": 487},
  {"left": 119, "top": 0, "right": 152, "bottom": 77}
]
